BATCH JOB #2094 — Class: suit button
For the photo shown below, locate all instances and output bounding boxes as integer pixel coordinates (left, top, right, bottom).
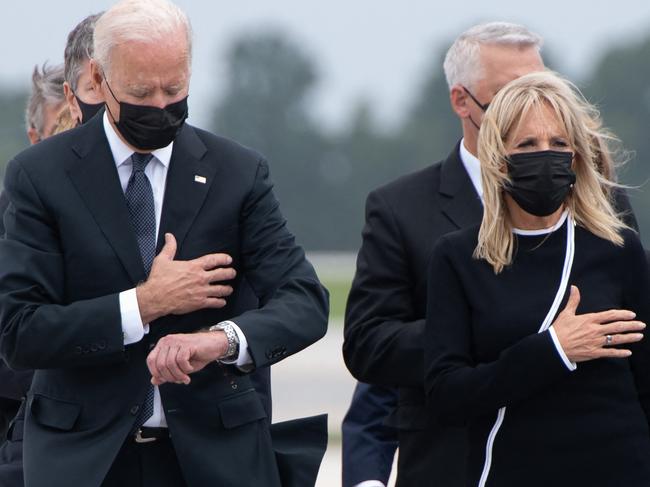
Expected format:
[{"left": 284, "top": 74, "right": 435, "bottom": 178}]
[
  {"left": 130, "top": 405, "right": 140, "bottom": 415},
  {"left": 75, "top": 346, "right": 82, "bottom": 355},
  {"left": 90, "top": 344, "right": 98, "bottom": 352},
  {"left": 98, "top": 340, "right": 107, "bottom": 350}
]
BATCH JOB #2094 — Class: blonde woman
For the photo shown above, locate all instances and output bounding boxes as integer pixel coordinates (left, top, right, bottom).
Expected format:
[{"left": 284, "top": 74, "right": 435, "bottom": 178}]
[{"left": 424, "top": 71, "right": 650, "bottom": 487}]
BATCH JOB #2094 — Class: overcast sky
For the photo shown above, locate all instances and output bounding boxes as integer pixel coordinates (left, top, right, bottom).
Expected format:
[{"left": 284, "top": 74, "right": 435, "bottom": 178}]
[{"left": 3, "top": 0, "right": 650, "bottom": 129}]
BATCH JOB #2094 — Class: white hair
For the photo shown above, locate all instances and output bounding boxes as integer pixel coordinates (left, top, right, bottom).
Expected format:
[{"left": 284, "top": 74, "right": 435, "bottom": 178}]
[
  {"left": 25, "top": 63, "right": 65, "bottom": 135},
  {"left": 443, "top": 21, "right": 543, "bottom": 91},
  {"left": 93, "top": 0, "right": 192, "bottom": 77}
]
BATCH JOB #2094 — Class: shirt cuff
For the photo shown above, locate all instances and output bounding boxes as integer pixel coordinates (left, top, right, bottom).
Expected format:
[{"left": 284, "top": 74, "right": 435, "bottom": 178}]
[
  {"left": 218, "top": 320, "right": 253, "bottom": 370},
  {"left": 549, "top": 326, "right": 577, "bottom": 371},
  {"left": 353, "top": 482, "right": 386, "bottom": 487},
  {"left": 119, "top": 288, "right": 149, "bottom": 345}
]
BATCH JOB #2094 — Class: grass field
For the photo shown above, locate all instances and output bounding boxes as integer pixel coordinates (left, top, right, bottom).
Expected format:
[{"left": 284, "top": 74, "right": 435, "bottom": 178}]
[
  {"left": 321, "top": 277, "right": 352, "bottom": 322},
  {"left": 307, "top": 252, "right": 357, "bottom": 323}
]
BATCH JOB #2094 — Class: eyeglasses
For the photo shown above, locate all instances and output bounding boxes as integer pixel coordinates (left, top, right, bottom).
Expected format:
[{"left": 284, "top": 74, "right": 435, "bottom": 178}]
[{"left": 462, "top": 86, "right": 489, "bottom": 111}]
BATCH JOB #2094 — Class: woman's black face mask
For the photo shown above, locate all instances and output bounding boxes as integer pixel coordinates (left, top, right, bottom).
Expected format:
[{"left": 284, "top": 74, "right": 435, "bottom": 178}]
[
  {"left": 505, "top": 150, "right": 576, "bottom": 217},
  {"left": 104, "top": 79, "right": 188, "bottom": 151}
]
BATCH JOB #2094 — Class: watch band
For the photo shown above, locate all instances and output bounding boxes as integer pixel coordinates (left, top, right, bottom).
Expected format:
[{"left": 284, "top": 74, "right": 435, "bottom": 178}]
[{"left": 209, "top": 322, "right": 240, "bottom": 361}]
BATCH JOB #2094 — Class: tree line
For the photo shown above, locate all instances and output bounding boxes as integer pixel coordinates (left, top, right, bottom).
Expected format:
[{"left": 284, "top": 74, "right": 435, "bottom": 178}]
[{"left": 1, "top": 29, "right": 649, "bottom": 250}]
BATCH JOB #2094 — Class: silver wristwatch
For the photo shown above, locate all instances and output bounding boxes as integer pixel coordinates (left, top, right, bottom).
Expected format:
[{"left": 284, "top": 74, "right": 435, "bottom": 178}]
[{"left": 209, "top": 322, "right": 240, "bottom": 361}]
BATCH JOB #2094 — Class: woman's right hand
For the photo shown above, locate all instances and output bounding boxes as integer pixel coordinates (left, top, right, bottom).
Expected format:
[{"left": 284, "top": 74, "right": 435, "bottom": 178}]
[{"left": 552, "top": 285, "right": 645, "bottom": 363}]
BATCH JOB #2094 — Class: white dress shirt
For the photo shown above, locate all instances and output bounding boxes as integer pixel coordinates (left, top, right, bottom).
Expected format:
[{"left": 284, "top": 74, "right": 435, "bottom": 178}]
[
  {"left": 353, "top": 481, "right": 386, "bottom": 487},
  {"left": 459, "top": 137, "right": 483, "bottom": 200},
  {"left": 102, "top": 113, "right": 252, "bottom": 428}
]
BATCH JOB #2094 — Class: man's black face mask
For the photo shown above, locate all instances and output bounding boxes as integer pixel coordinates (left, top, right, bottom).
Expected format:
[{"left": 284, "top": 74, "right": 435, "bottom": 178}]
[
  {"left": 74, "top": 94, "right": 104, "bottom": 124},
  {"left": 104, "top": 79, "right": 188, "bottom": 151},
  {"left": 505, "top": 150, "right": 576, "bottom": 217}
]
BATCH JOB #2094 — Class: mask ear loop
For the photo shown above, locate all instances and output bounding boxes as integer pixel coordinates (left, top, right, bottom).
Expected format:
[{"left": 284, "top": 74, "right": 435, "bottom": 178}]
[
  {"left": 462, "top": 86, "right": 489, "bottom": 131},
  {"left": 100, "top": 69, "right": 121, "bottom": 123},
  {"left": 468, "top": 115, "right": 481, "bottom": 131},
  {"left": 463, "top": 86, "right": 490, "bottom": 111}
]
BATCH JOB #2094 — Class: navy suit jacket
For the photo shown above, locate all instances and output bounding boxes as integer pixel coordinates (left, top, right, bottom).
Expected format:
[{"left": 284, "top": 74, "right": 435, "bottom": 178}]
[
  {"left": 342, "top": 382, "right": 398, "bottom": 487},
  {"left": 0, "top": 116, "right": 328, "bottom": 487}
]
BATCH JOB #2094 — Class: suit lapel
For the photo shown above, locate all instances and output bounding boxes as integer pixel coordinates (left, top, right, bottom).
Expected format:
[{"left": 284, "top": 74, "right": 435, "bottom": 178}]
[
  {"left": 156, "top": 125, "right": 214, "bottom": 252},
  {"left": 66, "top": 116, "right": 146, "bottom": 285},
  {"left": 439, "top": 141, "right": 483, "bottom": 230}
]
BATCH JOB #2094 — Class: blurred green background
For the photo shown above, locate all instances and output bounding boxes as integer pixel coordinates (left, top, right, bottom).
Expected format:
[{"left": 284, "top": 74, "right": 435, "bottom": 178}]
[{"left": 2, "top": 22, "right": 650, "bottom": 325}]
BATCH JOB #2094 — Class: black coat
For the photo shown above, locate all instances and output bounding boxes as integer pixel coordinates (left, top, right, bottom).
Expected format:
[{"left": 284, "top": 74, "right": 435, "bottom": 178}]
[
  {"left": 343, "top": 143, "right": 482, "bottom": 486},
  {"left": 425, "top": 221, "right": 650, "bottom": 486},
  {"left": 341, "top": 382, "right": 398, "bottom": 487},
  {"left": 0, "top": 115, "right": 328, "bottom": 487}
]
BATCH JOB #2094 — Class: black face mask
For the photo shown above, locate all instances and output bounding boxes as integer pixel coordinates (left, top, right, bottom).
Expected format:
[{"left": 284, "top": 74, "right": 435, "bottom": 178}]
[
  {"left": 104, "top": 80, "right": 188, "bottom": 150},
  {"left": 505, "top": 150, "right": 576, "bottom": 217},
  {"left": 74, "top": 94, "right": 104, "bottom": 124}
]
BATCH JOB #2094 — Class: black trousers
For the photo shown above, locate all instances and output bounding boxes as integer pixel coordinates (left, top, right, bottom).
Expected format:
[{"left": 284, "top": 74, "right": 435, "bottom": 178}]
[{"left": 102, "top": 436, "right": 187, "bottom": 487}]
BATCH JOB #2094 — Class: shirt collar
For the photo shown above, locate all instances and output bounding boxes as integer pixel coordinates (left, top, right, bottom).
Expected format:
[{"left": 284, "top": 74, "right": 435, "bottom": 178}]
[
  {"left": 459, "top": 138, "right": 483, "bottom": 200},
  {"left": 512, "top": 210, "right": 569, "bottom": 236},
  {"left": 102, "top": 111, "right": 173, "bottom": 168}
]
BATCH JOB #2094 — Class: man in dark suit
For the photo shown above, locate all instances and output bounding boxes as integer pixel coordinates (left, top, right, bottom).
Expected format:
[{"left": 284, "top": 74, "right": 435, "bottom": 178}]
[
  {"left": 342, "top": 22, "right": 545, "bottom": 486},
  {"left": 0, "top": 1, "right": 328, "bottom": 486},
  {"left": 342, "top": 382, "right": 398, "bottom": 487}
]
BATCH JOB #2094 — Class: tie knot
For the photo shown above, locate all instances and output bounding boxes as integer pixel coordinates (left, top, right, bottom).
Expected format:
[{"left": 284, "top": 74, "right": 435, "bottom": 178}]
[{"left": 131, "top": 152, "right": 153, "bottom": 172}]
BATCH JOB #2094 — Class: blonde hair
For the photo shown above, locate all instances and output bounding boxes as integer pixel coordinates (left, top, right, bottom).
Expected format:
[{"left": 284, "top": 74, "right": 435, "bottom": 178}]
[
  {"left": 475, "top": 70, "right": 628, "bottom": 273},
  {"left": 52, "top": 105, "right": 78, "bottom": 135}
]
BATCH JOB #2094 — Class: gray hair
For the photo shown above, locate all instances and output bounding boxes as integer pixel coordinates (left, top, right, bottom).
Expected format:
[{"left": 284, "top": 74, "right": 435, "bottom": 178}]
[
  {"left": 443, "top": 21, "right": 543, "bottom": 91},
  {"left": 93, "top": 0, "right": 192, "bottom": 78},
  {"left": 25, "top": 63, "right": 65, "bottom": 135},
  {"left": 64, "top": 13, "right": 103, "bottom": 91}
]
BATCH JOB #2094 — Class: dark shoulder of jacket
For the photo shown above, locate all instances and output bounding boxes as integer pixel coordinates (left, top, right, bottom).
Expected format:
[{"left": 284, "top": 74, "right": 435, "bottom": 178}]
[
  {"left": 11, "top": 124, "right": 83, "bottom": 175},
  {"left": 368, "top": 159, "right": 445, "bottom": 216},
  {"left": 428, "top": 223, "right": 480, "bottom": 273},
  {"left": 575, "top": 224, "right": 642, "bottom": 267}
]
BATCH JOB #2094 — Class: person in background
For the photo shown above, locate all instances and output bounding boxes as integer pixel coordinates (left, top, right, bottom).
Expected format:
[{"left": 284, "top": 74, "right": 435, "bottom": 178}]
[
  {"left": 0, "top": 16, "right": 101, "bottom": 452},
  {"left": 0, "top": 62, "right": 65, "bottom": 487},
  {"left": 342, "top": 22, "right": 546, "bottom": 487},
  {"left": 0, "top": 62, "right": 65, "bottom": 437},
  {"left": 24, "top": 64, "right": 66, "bottom": 145},
  {"left": 62, "top": 12, "right": 105, "bottom": 125},
  {"left": 425, "top": 70, "right": 650, "bottom": 487},
  {"left": 342, "top": 383, "right": 398, "bottom": 487},
  {"left": 52, "top": 106, "right": 77, "bottom": 135}
]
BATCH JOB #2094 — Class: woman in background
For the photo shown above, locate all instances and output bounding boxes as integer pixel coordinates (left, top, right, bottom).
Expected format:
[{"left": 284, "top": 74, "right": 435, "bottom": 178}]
[{"left": 424, "top": 71, "right": 650, "bottom": 487}]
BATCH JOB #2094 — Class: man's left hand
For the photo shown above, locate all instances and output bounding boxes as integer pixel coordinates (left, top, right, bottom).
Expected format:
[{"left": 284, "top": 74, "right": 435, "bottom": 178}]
[{"left": 146, "top": 331, "right": 228, "bottom": 385}]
